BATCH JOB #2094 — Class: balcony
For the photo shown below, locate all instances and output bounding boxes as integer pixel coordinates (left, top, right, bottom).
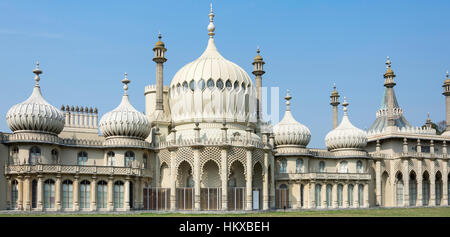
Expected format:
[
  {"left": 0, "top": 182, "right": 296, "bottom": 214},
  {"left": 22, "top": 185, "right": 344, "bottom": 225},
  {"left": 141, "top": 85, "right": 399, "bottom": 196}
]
[
  {"left": 4, "top": 163, "right": 152, "bottom": 178},
  {"left": 275, "top": 172, "right": 371, "bottom": 181}
]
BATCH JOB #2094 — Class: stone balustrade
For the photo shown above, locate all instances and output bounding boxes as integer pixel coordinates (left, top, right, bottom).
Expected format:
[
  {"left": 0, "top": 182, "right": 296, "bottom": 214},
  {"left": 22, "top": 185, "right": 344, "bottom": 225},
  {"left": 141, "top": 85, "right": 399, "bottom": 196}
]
[{"left": 276, "top": 172, "right": 371, "bottom": 181}]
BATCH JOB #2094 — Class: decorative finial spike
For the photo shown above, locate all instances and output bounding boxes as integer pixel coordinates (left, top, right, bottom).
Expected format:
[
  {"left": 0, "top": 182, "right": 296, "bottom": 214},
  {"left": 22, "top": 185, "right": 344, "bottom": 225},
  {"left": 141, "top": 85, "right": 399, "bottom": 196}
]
[
  {"left": 285, "top": 89, "right": 292, "bottom": 111},
  {"left": 446, "top": 70, "right": 449, "bottom": 79},
  {"left": 386, "top": 56, "right": 391, "bottom": 69},
  {"left": 32, "top": 61, "right": 43, "bottom": 85},
  {"left": 158, "top": 32, "right": 162, "bottom": 40},
  {"left": 122, "top": 72, "right": 130, "bottom": 95},
  {"left": 342, "top": 96, "right": 349, "bottom": 115},
  {"left": 257, "top": 46, "right": 260, "bottom": 54},
  {"left": 207, "top": 3, "right": 215, "bottom": 38},
  {"left": 333, "top": 83, "right": 336, "bottom": 90}
]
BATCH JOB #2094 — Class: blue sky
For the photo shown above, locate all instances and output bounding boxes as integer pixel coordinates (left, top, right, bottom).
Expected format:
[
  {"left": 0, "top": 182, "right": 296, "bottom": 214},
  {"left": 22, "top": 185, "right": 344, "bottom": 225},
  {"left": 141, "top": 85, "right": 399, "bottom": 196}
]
[{"left": 0, "top": 0, "right": 449, "bottom": 148}]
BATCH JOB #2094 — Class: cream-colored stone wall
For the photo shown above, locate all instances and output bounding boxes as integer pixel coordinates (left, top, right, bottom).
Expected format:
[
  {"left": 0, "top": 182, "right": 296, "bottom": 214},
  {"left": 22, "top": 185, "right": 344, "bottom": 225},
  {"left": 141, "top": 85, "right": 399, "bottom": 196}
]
[{"left": 0, "top": 143, "right": 7, "bottom": 209}]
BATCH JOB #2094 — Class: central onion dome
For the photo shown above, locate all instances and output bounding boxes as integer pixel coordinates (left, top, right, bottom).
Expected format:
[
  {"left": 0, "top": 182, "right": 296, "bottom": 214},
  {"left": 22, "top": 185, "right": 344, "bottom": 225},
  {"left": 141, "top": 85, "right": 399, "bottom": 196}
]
[
  {"left": 325, "top": 98, "right": 367, "bottom": 151},
  {"left": 99, "top": 73, "right": 151, "bottom": 140},
  {"left": 169, "top": 7, "right": 256, "bottom": 126},
  {"left": 6, "top": 62, "right": 65, "bottom": 135},
  {"left": 273, "top": 90, "right": 311, "bottom": 147}
]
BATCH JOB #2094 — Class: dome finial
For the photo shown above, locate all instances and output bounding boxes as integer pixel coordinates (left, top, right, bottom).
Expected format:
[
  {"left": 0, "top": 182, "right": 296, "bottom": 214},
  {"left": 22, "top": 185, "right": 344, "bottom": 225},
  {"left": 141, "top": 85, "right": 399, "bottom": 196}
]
[
  {"left": 446, "top": 70, "right": 449, "bottom": 79},
  {"left": 122, "top": 72, "right": 130, "bottom": 95},
  {"left": 386, "top": 56, "right": 391, "bottom": 69},
  {"left": 208, "top": 3, "right": 215, "bottom": 38},
  {"left": 285, "top": 89, "right": 292, "bottom": 111},
  {"left": 33, "top": 61, "right": 43, "bottom": 86},
  {"left": 342, "top": 96, "right": 349, "bottom": 115}
]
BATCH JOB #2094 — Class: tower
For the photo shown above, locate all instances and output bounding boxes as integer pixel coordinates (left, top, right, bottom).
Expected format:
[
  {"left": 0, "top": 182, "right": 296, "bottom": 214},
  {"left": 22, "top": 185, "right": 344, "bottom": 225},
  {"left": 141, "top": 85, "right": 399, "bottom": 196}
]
[
  {"left": 384, "top": 56, "right": 397, "bottom": 132},
  {"left": 330, "top": 84, "right": 340, "bottom": 129},
  {"left": 442, "top": 71, "right": 450, "bottom": 133},
  {"left": 153, "top": 33, "right": 167, "bottom": 111},
  {"left": 252, "top": 47, "right": 265, "bottom": 122}
]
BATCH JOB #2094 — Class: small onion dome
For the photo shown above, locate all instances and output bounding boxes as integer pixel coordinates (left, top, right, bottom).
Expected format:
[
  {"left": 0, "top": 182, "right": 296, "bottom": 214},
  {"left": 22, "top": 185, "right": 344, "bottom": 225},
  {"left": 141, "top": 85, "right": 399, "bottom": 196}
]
[
  {"left": 383, "top": 56, "right": 396, "bottom": 78},
  {"left": 6, "top": 62, "right": 65, "bottom": 135},
  {"left": 325, "top": 98, "right": 367, "bottom": 151},
  {"left": 253, "top": 48, "right": 263, "bottom": 62},
  {"left": 99, "top": 73, "right": 150, "bottom": 140},
  {"left": 331, "top": 84, "right": 339, "bottom": 97},
  {"left": 154, "top": 33, "right": 165, "bottom": 48},
  {"left": 273, "top": 90, "right": 311, "bottom": 147}
]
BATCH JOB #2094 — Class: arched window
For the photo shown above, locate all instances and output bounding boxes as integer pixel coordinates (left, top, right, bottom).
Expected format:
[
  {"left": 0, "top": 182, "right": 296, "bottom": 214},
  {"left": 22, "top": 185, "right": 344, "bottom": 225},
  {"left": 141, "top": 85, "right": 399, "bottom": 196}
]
[
  {"left": 189, "top": 80, "right": 195, "bottom": 91},
  {"left": 51, "top": 149, "right": 59, "bottom": 164},
  {"left": 11, "top": 147, "right": 19, "bottom": 164},
  {"left": 97, "top": 181, "right": 108, "bottom": 209},
  {"left": 234, "top": 81, "right": 239, "bottom": 91},
  {"left": 143, "top": 154, "right": 148, "bottom": 169},
  {"left": 62, "top": 180, "right": 73, "bottom": 209},
  {"left": 182, "top": 81, "right": 188, "bottom": 91},
  {"left": 216, "top": 79, "right": 224, "bottom": 90},
  {"left": 326, "top": 184, "right": 332, "bottom": 207},
  {"left": 423, "top": 173, "right": 430, "bottom": 206},
  {"left": 124, "top": 151, "right": 135, "bottom": 167},
  {"left": 315, "top": 184, "right": 321, "bottom": 207},
  {"left": 396, "top": 173, "right": 404, "bottom": 206},
  {"left": 358, "top": 184, "right": 364, "bottom": 207},
  {"left": 44, "top": 179, "right": 55, "bottom": 208},
  {"left": 319, "top": 161, "right": 325, "bottom": 173},
  {"left": 11, "top": 180, "right": 18, "bottom": 209},
  {"left": 29, "top": 146, "right": 41, "bottom": 165},
  {"left": 339, "top": 161, "right": 348, "bottom": 173},
  {"left": 32, "top": 179, "right": 37, "bottom": 208},
  {"left": 107, "top": 151, "right": 115, "bottom": 166},
  {"left": 198, "top": 79, "right": 205, "bottom": 91},
  {"left": 409, "top": 172, "right": 417, "bottom": 206},
  {"left": 436, "top": 172, "right": 443, "bottom": 206},
  {"left": 356, "top": 161, "right": 363, "bottom": 173},
  {"left": 226, "top": 80, "right": 232, "bottom": 90},
  {"left": 337, "top": 184, "right": 343, "bottom": 207},
  {"left": 187, "top": 175, "right": 194, "bottom": 187},
  {"left": 348, "top": 184, "right": 354, "bottom": 207},
  {"left": 114, "top": 181, "right": 124, "bottom": 208},
  {"left": 80, "top": 180, "right": 91, "bottom": 209},
  {"left": 207, "top": 79, "right": 214, "bottom": 90},
  {"left": 280, "top": 159, "right": 287, "bottom": 174},
  {"left": 296, "top": 159, "right": 303, "bottom": 173},
  {"left": 77, "top": 151, "right": 88, "bottom": 165}
]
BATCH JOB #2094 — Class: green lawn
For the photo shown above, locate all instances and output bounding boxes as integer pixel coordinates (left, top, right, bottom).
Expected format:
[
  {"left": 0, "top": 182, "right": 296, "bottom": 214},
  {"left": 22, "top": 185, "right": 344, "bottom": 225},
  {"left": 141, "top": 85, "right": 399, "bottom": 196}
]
[{"left": 1, "top": 207, "right": 450, "bottom": 217}]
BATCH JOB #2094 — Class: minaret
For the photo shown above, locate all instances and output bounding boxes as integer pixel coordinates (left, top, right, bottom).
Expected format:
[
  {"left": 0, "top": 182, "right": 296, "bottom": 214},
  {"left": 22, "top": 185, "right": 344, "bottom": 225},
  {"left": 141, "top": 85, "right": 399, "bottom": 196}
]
[
  {"left": 252, "top": 47, "right": 265, "bottom": 122},
  {"left": 384, "top": 56, "right": 397, "bottom": 131},
  {"left": 330, "top": 84, "right": 340, "bottom": 129},
  {"left": 153, "top": 33, "right": 167, "bottom": 111},
  {"left": 425, "top": 112, "right": 432, "bottom": 129},
  {"left": 443, "top": 71, "right": 450, "bottom": 132}
]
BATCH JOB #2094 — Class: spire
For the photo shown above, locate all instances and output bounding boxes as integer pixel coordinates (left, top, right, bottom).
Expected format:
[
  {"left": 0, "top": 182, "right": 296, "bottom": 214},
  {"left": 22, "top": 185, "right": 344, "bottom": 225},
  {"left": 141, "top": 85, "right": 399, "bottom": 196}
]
[
  {"left": 208, "top": 3, "right": 215, "bottom": 38},
  {"left": 384, "top": 56, "right": 396, "bottom": 87},
  {"left": 122, "top": 72, "right": 130, "bottom": 95},
  {"left": 33, "top": 61, "right": 42, "bottom": 87},
  {"left": 426, "top": 112, "right": 432, "bottom": 129},
  {"left": 285, "top": 89, "right": 292, "bottom": 111},
  {"left": 342, "top": 97, "right": 349, "bottom": 116},
  {"left": 330, "top": 83, "right": 340, "bottom": 105}
]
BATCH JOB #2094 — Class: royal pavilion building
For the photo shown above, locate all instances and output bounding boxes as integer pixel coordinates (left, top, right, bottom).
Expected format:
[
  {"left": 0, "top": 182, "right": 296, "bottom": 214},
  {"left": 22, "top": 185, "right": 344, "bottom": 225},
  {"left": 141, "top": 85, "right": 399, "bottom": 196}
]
[{"left": 0, "top": 7, "right": 448, "bottom": 212}]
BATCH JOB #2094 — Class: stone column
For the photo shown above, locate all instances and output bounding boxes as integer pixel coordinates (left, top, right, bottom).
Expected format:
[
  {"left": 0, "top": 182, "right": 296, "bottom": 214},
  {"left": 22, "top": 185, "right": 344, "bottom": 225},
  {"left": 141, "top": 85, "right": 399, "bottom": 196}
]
[
  {"left": 443, "top": 159, "right": 449, "bottom": 206},
  {"left": 296, "top": 183, "right": 302, "bottom": 209},
  {"left": 37, "top": 175, "right": 43, "bottom": 211},
  {"left": 417, "top": 158, "right": 423, "bottom": 206},
  {"left": 91, "top": 176, "right": 97, "bottom": 211},
  {"left": 55, "top": 175, "right": 62, "bottom": 211},
  {"left": 343, "top": 183, "right": 349, "bottom": 208},
  {"left": 321, "top": 183, "right": 327, "bottom": 208},
  {"left": 269, "top": 153, "right": 275, "bottom": 209},
  {"left": 221, "top": 147, "right": 229, "bottom": 210},
  {"left": 135, "top": 177, "right": 141, "bottom": 209},
  {"left": 154, "top": 152, "right": 160, "bottom": 187},
  {"left": 193, "top": 147, "right": 201, "bottom": 211},
  {"left": 17, "top": 176, "right": 23, "bottom": 210},
  {"left": 262, "top": 152, "right": 269, "bottom": 210},
  {"left": 353, "top": 183, "right": 359, "bottom": 207},
  {"left": 169, "top": 147, "right": 177, "bottom": 210},
  {"left": 107, "top": 176, "right": 114, "bottom": 211},
  {"left": 364, "top": 182, "right": 369, "bottom": 208},
  {"left": 375, "top": 160, "right": 382, "bottom": 206},
  {"left": 24, "top": 175, "right": 31, "bottom": 211},
  {"left": 124, "top": 178, "right": 130, "bottom": 211},
  {"left": 309, "top": 182, "right": 315, "bottom": 208},
  {"left": 332, "top": 182, "right": 338, "bottom": 208},
  {"left": 245, "top": 147, "right": 253, "bottom": 210},
  {"left": 403, "top": 159, "right": 410, "bottom": 207},
  {"left": 73, "top": 176, "right": 80, "bottom": 211},
  {"left": 430, "top": 159, "right": 436, "bottom": 206}
]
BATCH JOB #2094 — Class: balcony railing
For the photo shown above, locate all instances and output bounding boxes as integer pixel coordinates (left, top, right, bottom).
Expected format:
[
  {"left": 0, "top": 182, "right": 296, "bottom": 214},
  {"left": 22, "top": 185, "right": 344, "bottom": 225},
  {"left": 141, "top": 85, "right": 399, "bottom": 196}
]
[
  {"left": 275, "top": 172, "right": 371, "bottom": 181},
  {"left": 4, "top": 164, "right": 152, "bottom": 177}
]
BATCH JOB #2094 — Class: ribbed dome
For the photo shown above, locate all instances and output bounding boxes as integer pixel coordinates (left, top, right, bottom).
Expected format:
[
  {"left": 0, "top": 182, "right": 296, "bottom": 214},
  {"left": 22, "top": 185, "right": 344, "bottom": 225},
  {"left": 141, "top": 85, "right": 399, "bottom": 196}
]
[
  {"left": 6, "top": 63, "right": 65, "bottom": 135},
  {"left": 325, "top": 99, "right": 367, "bottom": 151},
  {"left": 273, "top": 91, "right": 311, "bottom": 147},
  {"left": 99, "top": 75, "right": 150, "bottom": 140},
  {"left": 169, "top": 8, "right": 256, "bottom": 125}
]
